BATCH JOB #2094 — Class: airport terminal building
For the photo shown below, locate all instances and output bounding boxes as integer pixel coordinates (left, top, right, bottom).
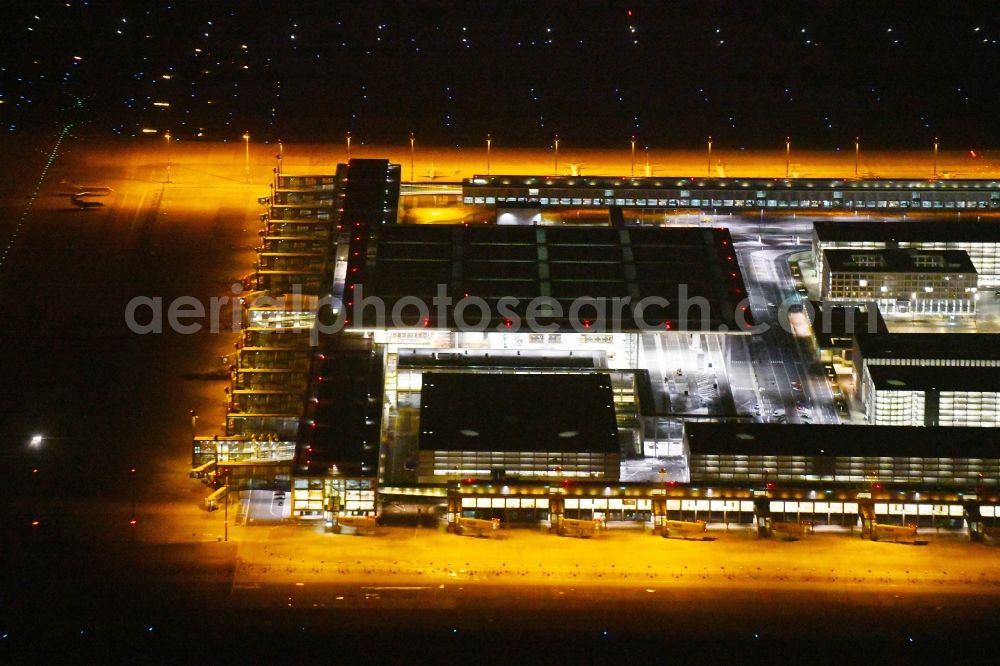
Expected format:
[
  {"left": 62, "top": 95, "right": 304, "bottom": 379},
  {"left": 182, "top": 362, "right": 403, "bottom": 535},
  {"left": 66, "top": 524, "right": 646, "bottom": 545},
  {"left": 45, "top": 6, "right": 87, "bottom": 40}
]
[
  {"left": 286, "top": 161, "right": 758, "bottom": 520},
  {"left": 853, "top": 333, "right": 1000, "bottom": 427},
  {"left": 682, "top": 422, "right": 999, "bottom": 534},
  {"left": 813, "top": 220, "right": 1000, "bottom": 288},
  {"left": 820, "top": 248, "right": 977, "bottom": 315},
  {"left": 417, "top": 372, "right": 621, "bottom": 482},
  {"left": 464, "top": 176, "right": 1000, "bottom": 214},
  {"left": 196, "top": 159, "right": 1000, "bottom": 531},
  {"left": 331, "top": 208, "right": 754, "bottom": 488},
  {"left": 683, "top": 422, "right": 1000, "bottom": 487}
]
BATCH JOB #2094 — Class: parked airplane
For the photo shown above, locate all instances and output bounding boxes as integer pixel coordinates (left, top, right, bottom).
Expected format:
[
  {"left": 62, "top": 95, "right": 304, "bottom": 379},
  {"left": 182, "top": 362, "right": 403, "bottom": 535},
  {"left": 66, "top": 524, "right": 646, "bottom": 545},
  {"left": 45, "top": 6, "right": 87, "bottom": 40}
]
[
  {"left": 420, "top": 164, "right": 461, "bottom": 180},
  {"left": 70, "top": 194, "right": 104, "bottom": 209},
  {"left": 59, "top": 180, "right": 113, "bottom": 195}
]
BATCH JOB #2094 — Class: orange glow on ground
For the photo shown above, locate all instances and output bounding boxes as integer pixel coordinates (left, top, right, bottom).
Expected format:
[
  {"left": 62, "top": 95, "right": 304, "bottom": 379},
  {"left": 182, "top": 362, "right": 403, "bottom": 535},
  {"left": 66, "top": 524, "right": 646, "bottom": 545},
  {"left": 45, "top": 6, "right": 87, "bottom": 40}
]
[{"left": 84, "top": 140, "right": 1000, "bottom": 183}]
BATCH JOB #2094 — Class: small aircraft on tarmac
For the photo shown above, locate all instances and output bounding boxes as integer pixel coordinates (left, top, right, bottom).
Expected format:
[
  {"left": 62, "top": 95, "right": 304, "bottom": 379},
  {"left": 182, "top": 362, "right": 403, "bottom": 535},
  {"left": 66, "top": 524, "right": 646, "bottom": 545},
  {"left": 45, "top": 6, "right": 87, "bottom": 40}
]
[
  {"left": 419, "top": 164, "right": 461, "bottom": 180},
  {"left": 69, "top": 194, "right": 104, "bottom": 209},
  {"left": 59, "top": 180, "right": 113, "bottom": 196}
]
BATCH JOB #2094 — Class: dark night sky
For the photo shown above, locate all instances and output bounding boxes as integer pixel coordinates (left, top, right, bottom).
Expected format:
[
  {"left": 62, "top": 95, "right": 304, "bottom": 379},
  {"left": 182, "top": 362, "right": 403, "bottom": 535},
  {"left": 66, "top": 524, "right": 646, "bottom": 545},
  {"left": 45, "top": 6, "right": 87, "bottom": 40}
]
[{"left": 1, "top": 1, "right": 998, "bottom": 147}]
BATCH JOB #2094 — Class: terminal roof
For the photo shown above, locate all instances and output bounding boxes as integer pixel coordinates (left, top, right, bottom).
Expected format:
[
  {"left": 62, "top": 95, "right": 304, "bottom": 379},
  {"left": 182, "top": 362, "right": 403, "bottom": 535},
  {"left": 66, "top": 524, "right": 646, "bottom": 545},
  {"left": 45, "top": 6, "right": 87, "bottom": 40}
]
[
  {"left": 299, "top": 340, "right": 383, "bottom": 475},
  {"left": 814, "top": 220, "right": 1000, "bottom": 243},
  {"left": 418, "top": 372, "right": 619, "bottom": 454},
  {"left": 684, "top": 422, "right": 1000, "bottom": 459},
  {"left": 808, "top": 301, "right": 887, "bottom": 347},
  {"left": 341, "top": 158, "right": 400, "bottom": 226},
  {"left": 855, "top": 333, "right": 1000, "bottom": 362},
  {"left": 396, "top": 349, "right": 598, "bottom": 370},
  {"left": 822, "top": 248, "right": 976, "bottom": 274},
  {"left": 867, "top": 364, "right": 1000, "bottom": 392},
  {"left": 350, "top": 224, "right": 749, "bottom": 332}
]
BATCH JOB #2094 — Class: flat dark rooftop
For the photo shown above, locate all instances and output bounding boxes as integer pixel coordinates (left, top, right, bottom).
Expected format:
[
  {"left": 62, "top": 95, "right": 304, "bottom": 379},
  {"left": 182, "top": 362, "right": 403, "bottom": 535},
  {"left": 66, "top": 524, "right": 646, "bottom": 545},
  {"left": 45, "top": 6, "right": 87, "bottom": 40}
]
[
  {"left": 856, "top": 332, "right": 1000, "bottom": 362},
  {"left": 299, "top": 340, "right": 383, "bottom": 474},
  {"left": 814, "top": 220, "right": 1000, "bottom": 243},
  {"left": 350, "top": 224, "right": 749, "bottom": 332},
  {"left": 808, "top": 301, "right": 887, "bottom": 347},
  {"left": 868, "top": 364, "right": 1000, "bottom": 392},
  {"left": 823, "top": 248, "right": 976, "bottom": 274},
  {"left": 397, "top": 350, "right": 597, "bottom": 370},
  {"left": 418, "top": 372, "right": 619, "bottom": 454},
  {"left": 684, "top": 422, "right": 1000, "bottom": 459},
  {"left": 341, "top": 158, "right": 400, "bottom": 226}
]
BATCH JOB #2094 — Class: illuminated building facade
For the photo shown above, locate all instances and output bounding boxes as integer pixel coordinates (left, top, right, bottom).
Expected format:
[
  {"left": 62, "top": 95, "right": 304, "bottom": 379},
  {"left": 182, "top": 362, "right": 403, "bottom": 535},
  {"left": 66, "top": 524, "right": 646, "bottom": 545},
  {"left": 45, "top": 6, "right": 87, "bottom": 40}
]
[
  {"left": 333, "top": 220, "right": 752, "bottom": 487},
  {"left": 417, "top": 372, "right": 620, "bottom": 482},
  {"left": 820, "top": 248, "right": 977, "bottom": 315},
  {"left": 219, "top": 161, "right": 1000, "bottom": 529},
  {"left": 464, "top": 176, "right": 1000, "bottom": 213},
  {"left": 813, "top": 220, "right": 1000, "bottom": 288},
  {"left": 853, "top": 333, "right": 1000, "bottom": 426},
  {"left": 683, "top": 422, "right": 1000, "bottom": 487},
  {"left": 259, "top": 171, "right": 342, "bottom": 294}
]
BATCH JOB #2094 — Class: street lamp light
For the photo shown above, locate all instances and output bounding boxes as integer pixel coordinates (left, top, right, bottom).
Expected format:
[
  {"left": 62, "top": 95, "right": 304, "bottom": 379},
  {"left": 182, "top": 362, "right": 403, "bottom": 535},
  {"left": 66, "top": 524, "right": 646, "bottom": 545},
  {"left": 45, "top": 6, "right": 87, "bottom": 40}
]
[
  {"left": 29, "top": 434, "right": 43, "bottom": 448},
  {"left": 129, "top": 466, "right": 138, "bottom": 539},
  {"left": 553, "top": 134, "right": 560, "bottom": 175},
  {"left": 346, "top": 131, "right": 352, "bottom": 161},
  {"left": 486, "top": 133, "right": 492, "bottom": 175},
  {"left": 164, "top": 131, "right": 172, "bottom": 183},
  {"left": 933, "top": 136, "right": 939, "bottom": 179},
  {"left": 409, "top": 132, "right": 415, "bottom": 183},
  {"left": 707, "top": 136, "right": 713, "bottom": 177},
  {"left": 785, "top": 136, "right": 791, "bottom": 178},
  {"left": 630, "top": 135, "right": 636, "bottom": 177},
  {"left": 854, "top": 136, "right": 860, "bottom": 179},
  {"left": 242, "top": 132, "right": 250, "bottom": 184},
  {"left": 189, "top": 409, "right": 198, "bottom": 444}
]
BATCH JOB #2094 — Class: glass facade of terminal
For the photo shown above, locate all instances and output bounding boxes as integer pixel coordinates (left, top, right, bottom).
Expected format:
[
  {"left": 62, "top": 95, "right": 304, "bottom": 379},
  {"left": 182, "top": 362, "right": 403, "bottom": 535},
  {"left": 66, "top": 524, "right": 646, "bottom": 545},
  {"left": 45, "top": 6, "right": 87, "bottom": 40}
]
[
  {"left": 868, "top": 387, "right": 926, "bottom": 426},
  {"left": 192, "top": 436, "right": 296, "bottom": 465},
  {"left": 768, "top": 501, "right": 968, "bottom": 528},
  {"left": 224, "top": 299, "right": 317, "bottom": 439},
  {"left": 465, "top": 178, "right": 1000, "bottom": 215},
  {"left": 861, "top": 370, "right": 1000, "bottom": 427},
  {"left": 899, "top": 240, "right": 1000, "bottom": 288},
  {"left": 823, "top": 270, "right": 976, "bottom": 314},
  {"left": 260, "top": 172, "right": 343, "bottom": 295},
  {"left": 420, "top": 450, "right": 619, "bottom": 481},
  {"left": 687, "top": 452, "right": 1000, "bottom": 486},
  {"left": 939, "top": 391, "right": 1000, "bottom": 427},
  {"left": 865, "top": 358, "right": 1000, "bottom": 368},
  {"left": 291, "top": 477, "right": 377, "bottom": 520},
  {"left": 815, "top": 238, "right": 1000, "bottom": 288},
  {"left": 820, "top": 250, "right": 978, "bottom": 315}
]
